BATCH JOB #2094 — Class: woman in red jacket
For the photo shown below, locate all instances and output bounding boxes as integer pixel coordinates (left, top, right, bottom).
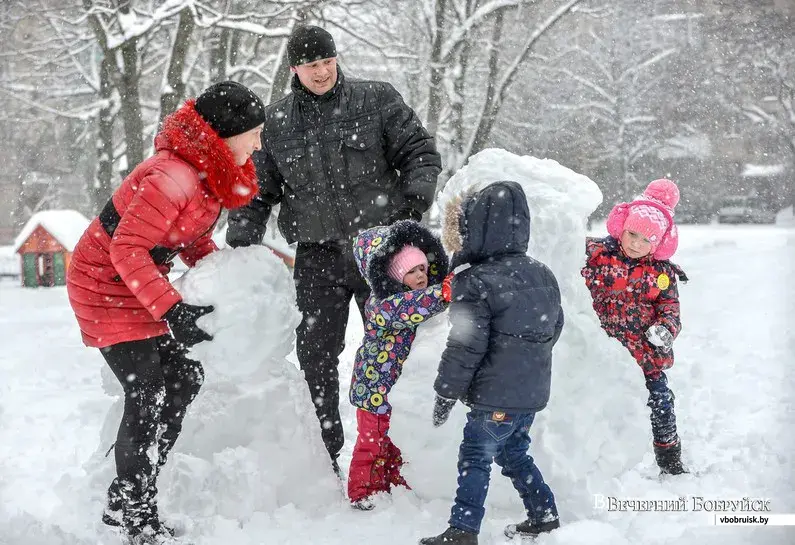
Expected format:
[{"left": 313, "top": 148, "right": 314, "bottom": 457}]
[{"left": 66, "top": 81, "right": 265, "bottom": 544}]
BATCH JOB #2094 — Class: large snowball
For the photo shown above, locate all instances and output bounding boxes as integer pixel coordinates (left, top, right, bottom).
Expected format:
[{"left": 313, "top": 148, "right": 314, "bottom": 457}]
[{"left": 174, "top": 246, "right": 301, "bottom": 379}]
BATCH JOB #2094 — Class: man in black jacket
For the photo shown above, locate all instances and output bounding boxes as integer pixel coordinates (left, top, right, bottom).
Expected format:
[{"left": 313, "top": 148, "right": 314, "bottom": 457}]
[{"left": 226, "top": 25, "right": 442, "bottom": 474}]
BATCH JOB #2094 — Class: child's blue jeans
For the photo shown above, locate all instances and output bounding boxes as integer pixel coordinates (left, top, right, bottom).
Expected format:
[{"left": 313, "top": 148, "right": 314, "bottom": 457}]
[{"left": 449, "top": 409, "right": 558, "bottom": 534}]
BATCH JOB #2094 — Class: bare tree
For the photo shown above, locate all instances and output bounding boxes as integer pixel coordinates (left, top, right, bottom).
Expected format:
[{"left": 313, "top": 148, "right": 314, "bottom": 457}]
[
  {"left": 741, "top": 48, "right": 795, "bottom": 164},
  {"left": 708, "top": 2, "right": 795, "bottom": 210},
  {"left": 0, "top": 0, "right": 101, "bottom": 223},
  {"left": 740, "top": 48, "right": 795, "bottom": 210},
  {"left": 159, "top": 7, "right": 196, "bottom": 123},
  {"left": 501, "top": 2, "right": 682, "bottom": 204},
  {"left": 408, "top": 0, "right": 584, "bottom": 181}
]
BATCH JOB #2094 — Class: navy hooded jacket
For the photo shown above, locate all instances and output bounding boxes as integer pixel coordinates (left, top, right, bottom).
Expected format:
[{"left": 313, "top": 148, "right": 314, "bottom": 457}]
[{"left": 434, "top": 181, "right": 564, "bottom": 413}]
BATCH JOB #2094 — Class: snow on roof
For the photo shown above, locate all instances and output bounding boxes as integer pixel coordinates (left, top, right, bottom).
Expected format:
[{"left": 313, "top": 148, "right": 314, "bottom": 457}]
[
  {"left": 742, "top": 164, "right": 786, "bottom": 177},
  {"left": 653, "top": 13, "right": 705, "bottom": 22},
  {"left": 13, "top": 210, "right": 91, "bottom": 253}
]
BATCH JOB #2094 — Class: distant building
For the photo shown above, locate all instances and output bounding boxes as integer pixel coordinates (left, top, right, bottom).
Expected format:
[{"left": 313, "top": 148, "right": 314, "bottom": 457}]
[
  {"left": 739, "top": 163, "right": 790, "bottom": 210},
  {"left": 13, "top": 210, "right": 90, "bottom": 287},
  {"left": 0, "top": 245, "right": 17, "bottom": 280}
]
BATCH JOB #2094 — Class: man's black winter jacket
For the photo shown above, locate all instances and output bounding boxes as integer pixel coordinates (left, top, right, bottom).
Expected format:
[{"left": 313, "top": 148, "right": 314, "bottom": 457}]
[{"left": 226, "top": 70, "right": 441, "bottom": 246}]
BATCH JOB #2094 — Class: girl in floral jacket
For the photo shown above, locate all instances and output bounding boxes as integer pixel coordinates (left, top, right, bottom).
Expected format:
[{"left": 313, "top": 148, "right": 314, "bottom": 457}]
[
  {"left": 347, "top": 220, "right": 450, "bottom": 509},
  {"left": 581, "top": 179, "right": 689, "bottom": 475}
]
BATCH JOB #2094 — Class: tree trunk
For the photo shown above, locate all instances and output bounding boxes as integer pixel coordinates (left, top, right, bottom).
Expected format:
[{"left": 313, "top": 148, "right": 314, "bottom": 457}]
[
  {"left": 468, "top": 8, "right": 506, "bottom": 155},
  {"left": 468, "top": 0, "right": 583, "bottom": 155},
  {"left": 94, "top": 56, "right": 115, "bottom": 213},
  {"left": 116, "top": 40, "right": 144, "bottom": 176},
  {"left": 82, "top": 0, "right": 142, "bottom": 177},
  {"left": 159, "top": 8, "right": 195, "bottom": 124},
  {"left": 209, "top": 29, "right": 230, "bottom": 82},
  {"left": 426, "top": 0, "right": 448, "bottom": 134},
  {"left": 619, "top": 126, "right": 632, "bottom": 198},
  {"left": 268, "top": 40, "right": 293, "bottom": 102},
  {"left": 267, "top": 10, "right": 307, "bottom": 104},
  {"left": 229, "top": 29, "right": 242, "bottom": 68},
  {"left": 447, "top": 39, "right": 471, "bottom": 179}
]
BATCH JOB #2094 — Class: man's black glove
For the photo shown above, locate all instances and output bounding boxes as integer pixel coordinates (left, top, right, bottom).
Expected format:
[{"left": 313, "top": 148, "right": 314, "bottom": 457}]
[
  {"left": 163, "top": 302, "right": 214, "bottom": 348},
  {"left": 387, "top": 207, "right": 423, "bottom": 224},
  {"left": 432, "top": 395, "right": 457, "bottom": 427},
  {"left": 227, "top": 239, "right": 251, "bottom": 249}
]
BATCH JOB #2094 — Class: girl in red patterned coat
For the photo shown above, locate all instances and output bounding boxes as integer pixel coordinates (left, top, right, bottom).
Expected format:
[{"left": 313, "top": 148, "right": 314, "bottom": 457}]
[
  {"left": 581, "top": 179, "right": 689, "bottom": 475},
  {"left": 66, "top": 82, "right": 266, "bottom": 544}
]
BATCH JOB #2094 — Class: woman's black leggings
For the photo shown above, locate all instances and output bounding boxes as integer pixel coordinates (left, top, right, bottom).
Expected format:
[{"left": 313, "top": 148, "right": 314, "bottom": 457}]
[{"left": 100, "top": 335, "right": 204, "bottom": 492}]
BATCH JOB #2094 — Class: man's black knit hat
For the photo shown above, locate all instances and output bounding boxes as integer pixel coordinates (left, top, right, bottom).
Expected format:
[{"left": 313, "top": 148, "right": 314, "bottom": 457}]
[
  {"left": 287, "top": 25, "right": 337, "bottom": 66},
  {"left": 194, "top": 81, "right": 266, "bottom": 138}
]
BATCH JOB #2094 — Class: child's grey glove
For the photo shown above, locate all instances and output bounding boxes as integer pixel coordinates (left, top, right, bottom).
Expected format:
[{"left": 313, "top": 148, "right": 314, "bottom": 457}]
[
  {"left": 432, "top": 395, "right": 457, "bottom": 427},
  {"left": 646, "top": 324, "right": 673, "bottom": 352}
]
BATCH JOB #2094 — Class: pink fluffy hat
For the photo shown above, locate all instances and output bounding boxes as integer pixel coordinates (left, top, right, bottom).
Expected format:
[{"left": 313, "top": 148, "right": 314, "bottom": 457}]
[{"left": 606, "top": 179, "right": 680, "bottom": 260}]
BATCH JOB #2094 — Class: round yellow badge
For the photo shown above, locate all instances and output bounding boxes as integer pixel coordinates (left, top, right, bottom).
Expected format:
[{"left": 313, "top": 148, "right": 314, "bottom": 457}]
[{"left": 657, "top": 273, "right": 670, "bottom": 290}]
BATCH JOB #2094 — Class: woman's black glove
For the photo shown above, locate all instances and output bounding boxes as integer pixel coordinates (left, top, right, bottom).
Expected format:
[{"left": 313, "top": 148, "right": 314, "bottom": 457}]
[{"left": 163, "top": 301, "right": 214, "bottom": 348}]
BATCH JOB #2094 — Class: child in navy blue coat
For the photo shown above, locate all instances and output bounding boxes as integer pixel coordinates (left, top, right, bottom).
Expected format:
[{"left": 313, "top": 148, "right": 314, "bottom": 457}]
[{"left": 420, "top": 182, "right": 564, "bottom": 545}]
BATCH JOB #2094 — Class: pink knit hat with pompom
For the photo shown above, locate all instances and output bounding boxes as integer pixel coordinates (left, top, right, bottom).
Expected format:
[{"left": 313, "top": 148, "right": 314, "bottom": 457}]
[
  {"left": 640, "top": 178, "right": 680, "bottom": 215},
  {"left": 606, "top": 179, "right": 681, "bottom": 259}
]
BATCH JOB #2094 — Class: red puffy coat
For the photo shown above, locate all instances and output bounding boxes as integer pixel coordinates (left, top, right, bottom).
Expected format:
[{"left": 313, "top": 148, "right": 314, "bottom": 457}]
[
  {"left": 67, "top": 100, "right": 258, "bottom": 348},
  {"left": 581, "top": 236, "right": 686, "bottom": 377}
]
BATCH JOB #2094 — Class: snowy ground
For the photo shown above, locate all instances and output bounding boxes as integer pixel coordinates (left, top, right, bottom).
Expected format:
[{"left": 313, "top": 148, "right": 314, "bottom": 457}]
[{"left": 1, "top": 174, "right": 793, "bottom": 545}]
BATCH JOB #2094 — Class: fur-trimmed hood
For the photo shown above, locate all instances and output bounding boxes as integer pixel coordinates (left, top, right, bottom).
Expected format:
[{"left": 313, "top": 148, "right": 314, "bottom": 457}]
[
  {"left": 154, "top": 99, "right": 259, "bottom": 209},
  {"left": 442, "top": 181, "right": 530, "bottom": 268},
  {"left": 353, "top": 220, "right": 449, "bottom": 300}
]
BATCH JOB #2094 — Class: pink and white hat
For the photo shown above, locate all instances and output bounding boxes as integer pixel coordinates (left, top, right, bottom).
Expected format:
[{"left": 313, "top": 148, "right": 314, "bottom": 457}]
[{"left": 606, "top": 179, "right": 680, "bottom": 260}]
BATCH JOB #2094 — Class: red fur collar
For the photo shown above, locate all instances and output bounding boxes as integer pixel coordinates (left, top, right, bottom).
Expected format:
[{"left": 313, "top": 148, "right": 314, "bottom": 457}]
[{"left": 154, "top": 99, "right": 258, "bottom": 209}]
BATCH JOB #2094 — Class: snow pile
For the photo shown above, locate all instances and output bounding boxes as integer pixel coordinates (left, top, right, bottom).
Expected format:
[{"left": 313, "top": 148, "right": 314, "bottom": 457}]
[
  {"left": 389, "top": 149, "right": 651, "bottom": 515},
  {"left": 57, "top": 246, "right": 340, "bottom": 540}
]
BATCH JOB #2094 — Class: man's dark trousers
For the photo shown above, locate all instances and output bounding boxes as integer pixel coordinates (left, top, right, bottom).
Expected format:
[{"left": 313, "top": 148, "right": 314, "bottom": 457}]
[{"left": 294, "top": 240, "right": 370, "bottom": 464}]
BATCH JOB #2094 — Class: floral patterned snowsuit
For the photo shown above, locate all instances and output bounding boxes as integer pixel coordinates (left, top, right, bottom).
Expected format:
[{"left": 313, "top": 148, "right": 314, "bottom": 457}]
[{"left": 347, "top": 220, "right": 449, "bottom": 502}]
